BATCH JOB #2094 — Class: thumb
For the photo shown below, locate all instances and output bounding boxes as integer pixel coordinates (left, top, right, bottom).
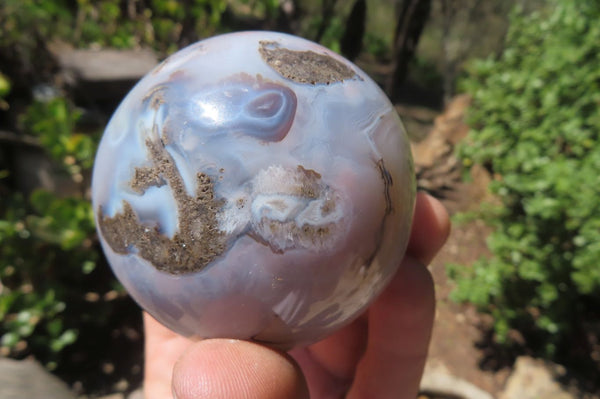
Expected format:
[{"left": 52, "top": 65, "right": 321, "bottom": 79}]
[{"left": 171, "top": 339, "right": 309, "bottom": 399}]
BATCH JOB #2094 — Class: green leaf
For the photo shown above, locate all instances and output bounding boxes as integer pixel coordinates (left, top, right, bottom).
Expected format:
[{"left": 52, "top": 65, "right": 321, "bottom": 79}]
[
  {"left": 50, "top": 329, "right": 78, "bottom": 352},
  {"left": 1, "top": 332, "right": 19, "bottom": 348}
]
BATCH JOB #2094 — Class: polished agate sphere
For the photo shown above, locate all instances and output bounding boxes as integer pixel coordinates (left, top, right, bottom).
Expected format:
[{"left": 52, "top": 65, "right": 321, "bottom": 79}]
[{"left": 92, "top": 31, "right": 415, "bottom": 349}]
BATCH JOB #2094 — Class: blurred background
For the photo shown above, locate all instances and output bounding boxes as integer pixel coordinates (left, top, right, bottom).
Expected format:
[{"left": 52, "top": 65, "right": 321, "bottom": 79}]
[{"left": 0, "top": 0, "right": 598, "bottom": 398}]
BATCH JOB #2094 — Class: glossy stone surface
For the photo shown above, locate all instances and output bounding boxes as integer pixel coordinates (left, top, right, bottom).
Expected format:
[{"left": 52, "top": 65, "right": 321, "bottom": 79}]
[{"left": 92, "top": 31, "right": 415, "bottom": 349}]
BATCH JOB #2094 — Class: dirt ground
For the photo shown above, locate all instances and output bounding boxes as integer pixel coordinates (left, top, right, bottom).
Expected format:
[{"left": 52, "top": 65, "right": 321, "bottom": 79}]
[
  {"left": 400, "top": 95, "right": 511, "bottom": 396},
  {"left": 427, "top": 186, "right": 510, "bottom": 395}
]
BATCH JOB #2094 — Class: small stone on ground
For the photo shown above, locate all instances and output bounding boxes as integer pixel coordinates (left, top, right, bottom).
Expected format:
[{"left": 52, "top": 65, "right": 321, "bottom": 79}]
[{"left": 0, "top": 358, "right": 76, "bottom": 399}]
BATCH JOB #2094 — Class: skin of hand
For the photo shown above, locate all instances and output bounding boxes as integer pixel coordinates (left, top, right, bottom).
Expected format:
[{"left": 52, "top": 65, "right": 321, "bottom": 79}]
[{"left": 143, "top": 191, "right": 450, "bottom": 399}]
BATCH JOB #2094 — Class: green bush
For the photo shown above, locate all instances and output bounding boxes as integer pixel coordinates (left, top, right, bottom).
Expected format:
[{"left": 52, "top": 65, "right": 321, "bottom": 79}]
[
  {"left": 0, "top": 97, "right": 100, "bottom": 367},
  {"left": 449, "top": 1, "right": 600, "bottom": 360},
  {"left": 0, "top": 192, "right": 96, "bottom": 364},
  {"left": 20, "top": 97, "right": 97, "bottom": 175}
]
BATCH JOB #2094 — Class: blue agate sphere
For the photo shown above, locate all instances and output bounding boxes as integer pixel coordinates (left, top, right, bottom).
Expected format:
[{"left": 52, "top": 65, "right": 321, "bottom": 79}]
[{"left": 92, "top": 31, "right": 415, "bottom": 349}]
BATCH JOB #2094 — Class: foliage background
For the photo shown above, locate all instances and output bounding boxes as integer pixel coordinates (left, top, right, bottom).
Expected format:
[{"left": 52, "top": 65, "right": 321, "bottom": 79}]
[
  {"left": 1, "top": 0, "right": 598, "bottom": 395},
  {"left": 449, "top": 0, "right": 600, "bottom": 378}
]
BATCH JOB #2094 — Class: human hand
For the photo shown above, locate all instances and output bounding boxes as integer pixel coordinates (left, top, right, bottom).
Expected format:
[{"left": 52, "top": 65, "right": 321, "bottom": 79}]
[{"left": 143, "top": 192, "right": 450, "bottom": 399}]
